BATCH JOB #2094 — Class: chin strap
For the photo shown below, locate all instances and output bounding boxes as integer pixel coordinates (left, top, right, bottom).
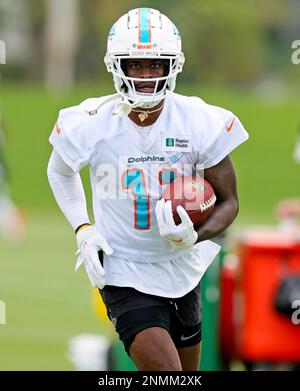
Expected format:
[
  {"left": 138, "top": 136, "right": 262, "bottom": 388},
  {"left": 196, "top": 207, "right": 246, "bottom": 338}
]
[
  {"left": 112, "top": 86, "right": 164, "bottom": 118},
  {"left": 112, "top": 93, "right": 164, "bottom": 121},
  {"left": 80, "top": 94, "right": 121, "bottom": 116},
  {"left": 80, "top": 92, "right": 163, "bottom": 120},
  {"left": 112, "top": 98, "right": 134, "bottom": 117},
  {"left": 80, "top": 94, "right": 133, "bottom": 118}
]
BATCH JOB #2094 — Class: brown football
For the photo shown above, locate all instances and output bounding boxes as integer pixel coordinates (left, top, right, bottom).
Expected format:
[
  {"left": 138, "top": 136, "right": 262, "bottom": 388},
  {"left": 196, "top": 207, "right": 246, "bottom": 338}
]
[{"left": 161, "top": 175, "right": 217, "bottom": 227}]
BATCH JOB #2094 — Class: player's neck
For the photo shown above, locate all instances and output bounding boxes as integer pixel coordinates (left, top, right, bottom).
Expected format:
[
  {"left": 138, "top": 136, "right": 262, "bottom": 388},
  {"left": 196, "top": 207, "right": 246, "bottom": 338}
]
[{"left": 128, "top": 100, "right": 165, "bottom": 127}]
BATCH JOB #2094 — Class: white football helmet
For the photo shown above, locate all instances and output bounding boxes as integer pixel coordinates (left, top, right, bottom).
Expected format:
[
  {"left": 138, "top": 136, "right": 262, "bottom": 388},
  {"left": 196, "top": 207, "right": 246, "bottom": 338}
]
[{"left": 104, "top": 8, "right": 185, "bottom": 109}]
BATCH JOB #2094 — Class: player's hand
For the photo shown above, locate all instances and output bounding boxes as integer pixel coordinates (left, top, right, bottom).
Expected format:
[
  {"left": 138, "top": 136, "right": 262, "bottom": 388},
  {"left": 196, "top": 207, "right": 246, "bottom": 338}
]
[
  {"left": 155, "top": 199, "right": 198, "bottom": 249},
  {"left": 75, "top": 225, "right": 113, "bottom": 288}
]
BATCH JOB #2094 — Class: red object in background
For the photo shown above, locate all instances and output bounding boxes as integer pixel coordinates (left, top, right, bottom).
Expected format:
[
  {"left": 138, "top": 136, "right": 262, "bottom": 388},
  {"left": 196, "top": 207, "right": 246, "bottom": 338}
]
[
  {"left": 234, "top": 229, "right": 300, "bottom": 362},
  {"left": 219, "top": 257, "right": 238, "bottom": 360}
]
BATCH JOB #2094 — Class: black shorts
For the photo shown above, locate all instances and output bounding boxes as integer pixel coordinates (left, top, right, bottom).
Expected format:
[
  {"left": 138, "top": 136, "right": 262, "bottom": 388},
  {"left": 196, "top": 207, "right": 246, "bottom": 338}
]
[{"left": 99, "top": 282, "right": 202, "bottom": 356}]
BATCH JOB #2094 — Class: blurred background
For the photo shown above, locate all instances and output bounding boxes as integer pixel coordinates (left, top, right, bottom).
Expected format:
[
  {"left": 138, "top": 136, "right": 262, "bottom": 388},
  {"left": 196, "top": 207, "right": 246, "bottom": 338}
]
[{"left": 0, "top": 0, "right": 300, "bottom": 370}]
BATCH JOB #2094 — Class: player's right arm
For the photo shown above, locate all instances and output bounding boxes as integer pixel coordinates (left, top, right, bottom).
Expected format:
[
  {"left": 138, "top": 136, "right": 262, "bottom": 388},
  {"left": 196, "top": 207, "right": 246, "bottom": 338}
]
[
  {"left": 47, "top": 113, "right": 113, "bottom": 288},
  {"left": 47, "top": 149, "right": 90, "bottom": 230}
]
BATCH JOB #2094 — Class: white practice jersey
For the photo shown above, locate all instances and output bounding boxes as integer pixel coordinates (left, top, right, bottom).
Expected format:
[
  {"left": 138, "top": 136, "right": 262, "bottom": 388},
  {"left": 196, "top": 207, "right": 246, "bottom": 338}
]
[{"left": 49, "top": 91, "right": 249, "bottom": 297}]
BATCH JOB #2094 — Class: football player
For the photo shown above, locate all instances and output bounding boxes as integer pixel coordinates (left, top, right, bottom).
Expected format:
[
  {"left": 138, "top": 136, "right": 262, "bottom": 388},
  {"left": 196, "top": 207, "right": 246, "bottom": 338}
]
[{"left": 47, "top": 8, "right": 248, "bottom": 371}]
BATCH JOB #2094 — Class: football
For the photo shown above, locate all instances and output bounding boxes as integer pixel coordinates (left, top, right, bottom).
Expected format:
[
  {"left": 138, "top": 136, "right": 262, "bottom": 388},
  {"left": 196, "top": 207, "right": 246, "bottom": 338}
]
[{"left": 161, "top": 175, "right": 217, "bottom": 227}]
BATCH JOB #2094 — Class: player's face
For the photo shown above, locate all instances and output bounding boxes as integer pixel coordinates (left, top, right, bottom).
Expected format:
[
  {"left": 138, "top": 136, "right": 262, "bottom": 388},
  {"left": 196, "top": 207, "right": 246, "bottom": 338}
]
[{"left": 122, "top": 59, "right": 168, "bottom": 93}]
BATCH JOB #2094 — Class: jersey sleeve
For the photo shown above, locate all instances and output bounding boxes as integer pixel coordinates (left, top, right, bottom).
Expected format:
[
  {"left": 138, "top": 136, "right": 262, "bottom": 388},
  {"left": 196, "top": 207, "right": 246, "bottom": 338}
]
[
  {"left": 198, "top": 108, "right": 249, "bottom": 169},
  {"left": 49, "top": 105, "right": 95, "bottom": 172}
]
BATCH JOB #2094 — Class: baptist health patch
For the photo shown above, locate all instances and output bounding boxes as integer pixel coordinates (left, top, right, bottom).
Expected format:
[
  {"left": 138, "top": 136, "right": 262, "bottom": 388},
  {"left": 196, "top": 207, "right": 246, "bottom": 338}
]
[{"left": 163, "top": 136, "right": 191, "bottom": 152}]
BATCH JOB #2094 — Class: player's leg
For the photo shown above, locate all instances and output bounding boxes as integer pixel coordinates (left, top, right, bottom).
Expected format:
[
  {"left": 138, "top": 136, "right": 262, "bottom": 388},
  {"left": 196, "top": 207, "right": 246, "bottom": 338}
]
[
  {"left": 99, "top": 285, "right": 182, "bottom": 370},
  {"left": 177, "top": 342, "right": 202, "bottom": 371},
  {"left": 129, "top": 326, "right": 182, "bottom": 371},
  {"left": 170, "top": 281, "right": 202, "bottom": 371}
]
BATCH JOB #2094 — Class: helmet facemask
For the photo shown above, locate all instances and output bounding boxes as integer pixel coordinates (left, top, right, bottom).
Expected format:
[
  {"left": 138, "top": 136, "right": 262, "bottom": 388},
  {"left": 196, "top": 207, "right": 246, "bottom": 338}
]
[{"left": 105, "top": 54, "right": 185, "bottom": 108}]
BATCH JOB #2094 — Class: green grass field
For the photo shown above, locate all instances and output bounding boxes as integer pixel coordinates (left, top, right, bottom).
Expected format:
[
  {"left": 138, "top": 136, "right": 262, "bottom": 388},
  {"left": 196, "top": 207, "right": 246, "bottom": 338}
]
[
  {"left": 0, "top": 83, "right": 299, "bottom": 369},
  {"left": 0, "top": 212, "right": 110, "bottom": 370}
]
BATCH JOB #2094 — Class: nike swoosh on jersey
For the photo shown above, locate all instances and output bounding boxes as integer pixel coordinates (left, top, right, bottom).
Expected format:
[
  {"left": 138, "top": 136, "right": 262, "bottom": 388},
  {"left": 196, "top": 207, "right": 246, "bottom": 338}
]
[
  {"left": 180, "top": 330, "right": 200, "bottom": 341},
  {"left": 56, "top": 123, "right": 61, "bottom": 134},
  {"left": 226, "top": 116, "right": 236, "bottom": 132}
]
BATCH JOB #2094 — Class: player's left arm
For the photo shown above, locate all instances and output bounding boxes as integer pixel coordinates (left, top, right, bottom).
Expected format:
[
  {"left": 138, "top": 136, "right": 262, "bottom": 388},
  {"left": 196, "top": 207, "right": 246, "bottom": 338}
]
[{"left": 196, "top": 155, "right": 239, "bottom": 243}]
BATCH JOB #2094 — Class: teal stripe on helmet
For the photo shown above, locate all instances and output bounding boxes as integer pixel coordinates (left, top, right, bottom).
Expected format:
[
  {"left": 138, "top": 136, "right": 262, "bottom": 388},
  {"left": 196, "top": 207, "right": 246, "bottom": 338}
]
[{"left": 139, "top": 8, "right": 151, "bottom": 43}]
